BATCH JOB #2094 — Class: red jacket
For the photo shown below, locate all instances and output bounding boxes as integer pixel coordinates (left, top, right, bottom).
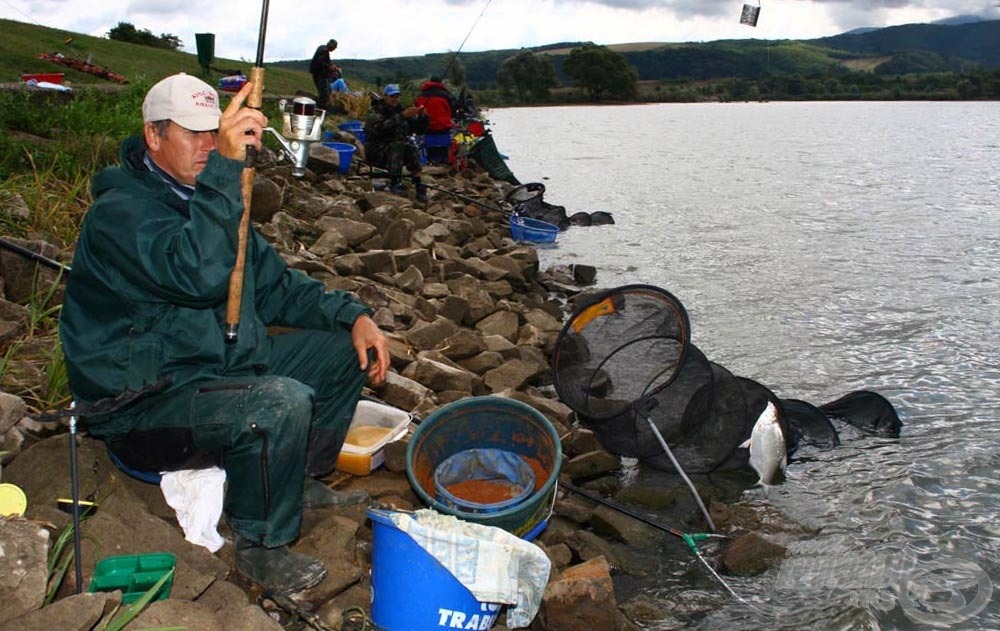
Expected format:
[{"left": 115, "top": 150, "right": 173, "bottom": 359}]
[{"left": 415, "top": 80, "right": 455, "bottom": 133}]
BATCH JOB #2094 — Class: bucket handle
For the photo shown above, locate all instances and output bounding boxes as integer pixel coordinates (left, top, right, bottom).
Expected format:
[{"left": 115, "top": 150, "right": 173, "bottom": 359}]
[{"left": 542, "top": 481, "right": 558, "bottom": 522}]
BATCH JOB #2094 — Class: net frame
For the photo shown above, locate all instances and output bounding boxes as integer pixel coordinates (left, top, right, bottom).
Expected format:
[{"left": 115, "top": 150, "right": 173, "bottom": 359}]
[{"left": 552, "top": 284, "right": 691, "bottom": 423}]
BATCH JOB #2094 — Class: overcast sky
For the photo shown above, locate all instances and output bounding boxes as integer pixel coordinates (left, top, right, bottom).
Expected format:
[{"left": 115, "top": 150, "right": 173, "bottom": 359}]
[{"left": 2, "top": 0, "right": 998, "bottom": 62}]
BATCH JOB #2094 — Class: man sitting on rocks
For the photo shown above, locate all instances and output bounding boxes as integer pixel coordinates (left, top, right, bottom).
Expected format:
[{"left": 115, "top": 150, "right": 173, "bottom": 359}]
[
  {"left": 415, "top": 76, "right": 455, "bottom": 163},
  {"left": 364, "top": 83, "right": 430, "bottom": 202},
  {"left": 58, "top": 73, "right": 390, "bottom": 594}
]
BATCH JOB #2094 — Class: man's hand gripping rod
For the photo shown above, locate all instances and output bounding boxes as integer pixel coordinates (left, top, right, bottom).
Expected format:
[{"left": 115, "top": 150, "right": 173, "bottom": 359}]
[{"left": 225, "top": 0, "right": 270, "bottom": 342}]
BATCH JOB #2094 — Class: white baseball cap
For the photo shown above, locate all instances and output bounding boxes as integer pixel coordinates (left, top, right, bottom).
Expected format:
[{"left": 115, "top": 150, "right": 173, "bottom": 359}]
[{"left": 142, "top": 73, "right": 222, "bottom": 131}]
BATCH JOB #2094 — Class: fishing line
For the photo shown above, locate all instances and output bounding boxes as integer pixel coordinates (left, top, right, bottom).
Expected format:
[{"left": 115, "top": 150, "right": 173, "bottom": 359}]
[
  {"left": 441, "top": 0, "right": 494, "bottom": 79},
  {"left": 0, "top": 0, "right": 42, "bottom": 25}
]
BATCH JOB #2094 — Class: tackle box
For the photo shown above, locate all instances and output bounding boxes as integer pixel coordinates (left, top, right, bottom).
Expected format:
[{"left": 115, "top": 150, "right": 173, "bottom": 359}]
[{"left": 87, "top": 552, "right": 176, "bottom": 604}]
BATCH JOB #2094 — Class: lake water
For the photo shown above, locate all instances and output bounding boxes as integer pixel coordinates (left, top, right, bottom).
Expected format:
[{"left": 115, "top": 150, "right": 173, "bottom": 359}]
[{"left": 488, "top": 101, "right": 1000, "bottom": 630}]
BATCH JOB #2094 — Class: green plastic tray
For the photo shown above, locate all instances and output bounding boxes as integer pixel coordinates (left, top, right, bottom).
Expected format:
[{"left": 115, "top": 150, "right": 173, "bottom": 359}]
[{"left": 88, "top": 552, "right": 176, "bottom": 604}]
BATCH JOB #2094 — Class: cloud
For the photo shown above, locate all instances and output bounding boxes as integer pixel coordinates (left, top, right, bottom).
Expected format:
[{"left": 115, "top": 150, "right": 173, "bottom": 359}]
[
  {"left": 2, "top": 0, "right": 996, "bottom": 62},
  {"left": 560, "top": 0, "right": 998, "bottom": 19}
]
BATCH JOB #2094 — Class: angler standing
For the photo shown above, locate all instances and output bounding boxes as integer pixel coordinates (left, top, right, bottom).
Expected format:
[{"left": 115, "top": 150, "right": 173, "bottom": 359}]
[
  {"left": 310, "top": 38, "right": 340, "bottom": 106},
  {"left": 59, "top": 73, "right": 389, "bottom": 594}
]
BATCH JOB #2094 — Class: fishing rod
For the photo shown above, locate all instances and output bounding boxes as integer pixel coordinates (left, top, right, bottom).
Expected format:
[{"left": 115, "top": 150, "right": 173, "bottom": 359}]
[
  {"left": 441, "top": 0, "right": 494, "bottom": 81},
  {"left": 561, "top": 481, "right": 707, "bottom": 540},
  {"left": 0, "top": 237, "right": 71, "bottom": 275},
  {"left": 561, "top": 481, "right": 756, "bottom": 608},
  {"left": 224, "top": 0, "right": 270, "bottom": 343}
]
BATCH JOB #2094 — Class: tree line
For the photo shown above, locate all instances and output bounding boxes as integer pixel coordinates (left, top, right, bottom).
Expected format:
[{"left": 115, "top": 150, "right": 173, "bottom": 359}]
[
  {"left": 107, "top": 21, "right": 182, "bottom": 51},
  {"left": 490, "top": 44, "right": 1000, "bottom": 105}
]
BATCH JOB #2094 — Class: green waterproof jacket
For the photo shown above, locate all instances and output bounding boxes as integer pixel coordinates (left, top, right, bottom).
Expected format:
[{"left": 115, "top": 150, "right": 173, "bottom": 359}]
[{"left": 59, "top": 136, "right": 371, "bottom": 434}]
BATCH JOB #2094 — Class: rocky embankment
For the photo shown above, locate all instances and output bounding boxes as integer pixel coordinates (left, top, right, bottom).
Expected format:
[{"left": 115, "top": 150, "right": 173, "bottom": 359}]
[{"left": 0, "top": 141, "right": 792, "bottom": 630}]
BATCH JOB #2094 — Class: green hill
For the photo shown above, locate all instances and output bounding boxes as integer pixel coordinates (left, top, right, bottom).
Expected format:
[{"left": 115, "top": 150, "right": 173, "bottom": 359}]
[
  {"left": 0, "top": 18, "right": 324, "bottom": 96},
  {"left": 276, "top": 21, "right": 1000, "bottom": 89},
  {"left": 812, "top": 20, "right": 1000, "bottom": 68},
  {"left": 2, "top": 17, "right": 998, "bottom": 94}
]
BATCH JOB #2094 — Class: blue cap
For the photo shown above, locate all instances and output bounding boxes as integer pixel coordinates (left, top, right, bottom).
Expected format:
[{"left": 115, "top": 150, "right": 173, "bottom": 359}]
[{"left": 384, "top": 84, "right": 401, "bottom": 96}]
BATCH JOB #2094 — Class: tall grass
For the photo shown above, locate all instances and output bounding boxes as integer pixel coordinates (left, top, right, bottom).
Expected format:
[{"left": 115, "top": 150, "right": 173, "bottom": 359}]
[
  {"left": 0, "top": 81, "right": 148, "bottom": 182},
  {"left": 0, "top": 266, "right": 71, "bottom": 412},
  {"left": 0, "top": 84, "right": 148, "bottom": 409}
]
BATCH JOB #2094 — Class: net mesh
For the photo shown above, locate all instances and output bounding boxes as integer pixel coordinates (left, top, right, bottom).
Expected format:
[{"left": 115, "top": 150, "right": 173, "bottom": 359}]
[
  {"left": 552, "top": 285, "right": 902, "bottom": 473},
  {"left": 551, "top": 284, "right": 862, "bottom": 474}
]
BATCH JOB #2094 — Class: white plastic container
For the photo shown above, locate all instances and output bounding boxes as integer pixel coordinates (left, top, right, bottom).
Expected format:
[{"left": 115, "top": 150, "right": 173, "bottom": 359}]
[{"left": 336, "top": 400, "right": 412, "bottom": 475}]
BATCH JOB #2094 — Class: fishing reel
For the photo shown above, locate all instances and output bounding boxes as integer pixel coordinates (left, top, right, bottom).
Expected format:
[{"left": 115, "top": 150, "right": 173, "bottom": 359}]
[{"left": 263, "top": 96, "right": 327, "bottom": 177}]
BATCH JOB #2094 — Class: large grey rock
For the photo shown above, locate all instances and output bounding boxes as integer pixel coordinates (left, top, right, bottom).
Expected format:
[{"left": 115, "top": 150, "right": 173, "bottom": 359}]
[
  {"left": 373, "top": 371, "right": 435, "bottom": 412},
  {"left": 483, "top": 358, "right": 539, "bottom": 392},
  {"left": 405, "top": 317, "right": 459, "bottom": 351},
  {"left": 457, "top": 350, "right": 504, "bottom": 375},
  {"left": 381, "top": 219, "right": 415, "bottom": 250},
  {"left": 475, "top": 310, "right": 520, "bottom": 342},
  {"left": 401, "top": 358, "right": 476, "bottom": 394},
  {"left": 7, "top": 591, "right": 118, "bottom": 631},
  {"left": 0, "top": 390, "right": 27, "bottom": 435},
  {"left": 589, "top": 505, "right": 663, "bottom": 546},
  {"left": 0, "top": 517, "right": 50, "bottom": 625},
  {"left": 394, "top": 265, "right": 425, "bottom": 294},
  {"left": 538, "top": 556, "right": 633, "bottom": 631},
  {"left": 437, "top": 294, "right": 469, "bottom": 325},
  {"left": 394, "top": 248, "right": 434, "bottom": 277},
  {"left": 482, "top": 334, "right": 520, "bottom": 360},
  {"left": 356, "top": 250, "right": 397, "bottom": 277},
  {"left": 721, "top": 532, "right": 787, "bottom": 576},
  {"left": 434, "top": 329, "right": 487, "bottom": 360},
  {"left": 314, "top": 216, "right": 377, "bottom": 247},
  {"left": 309, "top": 227, "right": 350, "bottom": 258},
  {"left": 250, "top": 177, "right": 284, "bottom": 223},
  {"left": 563, "top": 450, "right": 622, "bottom": 481},
  {"left": 0, "top": 238, "right": 65, "bottom": 304}
]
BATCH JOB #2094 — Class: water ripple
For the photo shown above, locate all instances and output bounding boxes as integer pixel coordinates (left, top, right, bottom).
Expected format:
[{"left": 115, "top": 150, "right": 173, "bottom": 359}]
[{"left": 491, "top": 102, "right": 1000, "bottom": 630}]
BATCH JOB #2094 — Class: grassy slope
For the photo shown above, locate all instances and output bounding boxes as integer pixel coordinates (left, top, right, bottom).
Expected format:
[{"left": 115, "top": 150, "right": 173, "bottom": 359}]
[
  {"left": 0, "top": 17, "right": 861, "bottom": 93},
  {"left": 0, "top": 18, "right": 329, "bottom": 97}
]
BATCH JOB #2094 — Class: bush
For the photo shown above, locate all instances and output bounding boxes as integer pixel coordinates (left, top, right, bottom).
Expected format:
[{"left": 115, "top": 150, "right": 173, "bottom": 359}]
[{"left": 107, "top": 22, "right": 182, "bottom": 51}]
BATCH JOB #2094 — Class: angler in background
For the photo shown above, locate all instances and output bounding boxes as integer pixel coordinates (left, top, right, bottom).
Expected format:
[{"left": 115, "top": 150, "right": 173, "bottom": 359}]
[
  {"left": 59, "top": 73, "right": 390, "bottom": 595},
  {"left": 309, "top": 37, "right": 340, "bottom": 106},
  {"left": 364, "top": 83, "right": 430, "bottom": 201},
  {"left": 415, "top": 75, "right": 456, "bottom": 163}
]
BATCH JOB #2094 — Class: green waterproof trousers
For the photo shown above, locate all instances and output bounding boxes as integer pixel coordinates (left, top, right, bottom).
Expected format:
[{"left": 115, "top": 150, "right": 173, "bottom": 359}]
[{"left": 104, "top": 329, "right": 367, "bottom": 547}]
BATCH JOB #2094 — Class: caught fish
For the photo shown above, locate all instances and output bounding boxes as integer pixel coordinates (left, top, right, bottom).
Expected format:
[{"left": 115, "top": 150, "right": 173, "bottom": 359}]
[{"left": 739, "top": 400, "right": 787, "bottom": 496}]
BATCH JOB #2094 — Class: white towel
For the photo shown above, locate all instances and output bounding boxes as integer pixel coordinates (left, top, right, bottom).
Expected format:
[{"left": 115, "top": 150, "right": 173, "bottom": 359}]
[
  {"left": 159, "top": 467, "right": 227, "bottom": 553},
  {"left": 388, "top": 509, "right": 551, "bottom": 628}
]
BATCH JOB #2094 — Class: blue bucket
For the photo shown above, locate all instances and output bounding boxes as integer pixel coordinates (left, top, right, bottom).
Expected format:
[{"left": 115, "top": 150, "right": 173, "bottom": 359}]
[
  {"left": 368, "top": 508, "right": 502, "bottom": 631},
  {"left": 322, "top": 141, "right": 356, "bottom": 175},
  {"left": 509, "top": 215, "right": 558, "bottom": 244},
  {"left": 406, "top": 396, "right": 561, "bottom": 540},
  {"left": 338, "top": 121, "right": 366, "bottom": 143}
]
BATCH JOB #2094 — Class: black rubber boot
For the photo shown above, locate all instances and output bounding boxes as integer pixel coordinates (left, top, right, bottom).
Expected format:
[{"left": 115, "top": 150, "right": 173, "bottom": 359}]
[
  {"left": 414, "top": 181, "right": 428, "bottom": 203},
  {"left": 388, "top": 178, "right": 407, "bottom": 196},
  {"left": 302, "top": 477, "right": 369, "bottom": 508},
  {"left": 234, "top": 535, "right": 327, "bottom": 594}
]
